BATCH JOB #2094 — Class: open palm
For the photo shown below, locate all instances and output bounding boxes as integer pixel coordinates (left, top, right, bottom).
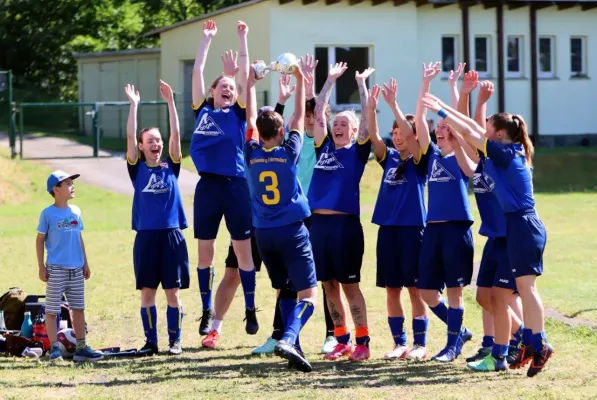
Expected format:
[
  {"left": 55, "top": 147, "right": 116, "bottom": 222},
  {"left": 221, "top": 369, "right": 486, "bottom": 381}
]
[{"left": 125, "top": 84, "right": 140, "bottom": 104}]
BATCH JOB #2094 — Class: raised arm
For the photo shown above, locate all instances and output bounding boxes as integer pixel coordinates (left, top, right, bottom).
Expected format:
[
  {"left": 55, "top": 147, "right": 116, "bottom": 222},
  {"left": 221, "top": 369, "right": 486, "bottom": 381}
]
[
  {"left": 245, "top": 63, "right": 259, "bottom": 141},
  {"left": 236, "top": 21, "right": 250, "bottom": 107},
  {"left": 355, "top": 67, "right": 375, "bottom": 143},
  {"left": 124, "top": 84, "right": 140, "bottom": 162},
  {"left": 222, "top": 49, "right": 239, "bottom": 78},
  {"left": 159, "top": 80, "right": 181, "bottom": 162},
  {"left": 415, "top": 62, "right": 441, "bottom": 153},
  {"left": 289, "top": 65, "right": 305, "bottom": 134},
  {"left": 474, "top": 80, "right": 494, "bottom": 129},
  {"left": 193, "top": 20, "right": 217, "bottom": 107},
  {"left": 367, "top": 85, "right": 385, "bottom": 160},
  {"left": 447, "top": 126, "right": 478, "bottom": 177},
  {"left": 314, "top": 62, "right": 348, "bottom": 145},
  {"left": 300, "top": 54, "right": 318, "bottom": 101},
  {"left": 381, "top": 77, "right": 420, "bottom": 161},
  {"left": 278, "top": 74, "right": 296, "bottom": 108},
  {"left": 448, "top": 62, "right": 465, "bottom": 109},
  {"left": 457, "top": 70, "right": 479, "bottom": 117}
]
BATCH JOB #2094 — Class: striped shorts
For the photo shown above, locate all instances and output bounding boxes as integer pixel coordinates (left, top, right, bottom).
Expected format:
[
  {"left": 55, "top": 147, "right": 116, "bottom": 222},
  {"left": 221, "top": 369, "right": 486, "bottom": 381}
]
[{"left": 46, "top": 265, "right": 85, "bottom": 315}]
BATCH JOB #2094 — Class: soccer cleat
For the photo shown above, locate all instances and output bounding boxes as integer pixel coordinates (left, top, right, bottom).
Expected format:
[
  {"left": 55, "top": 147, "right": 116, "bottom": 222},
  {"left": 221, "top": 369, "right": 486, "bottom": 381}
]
[
  {"left": 509, "top": 344, "right": 534, "bottom": 370},
  {"left": 465, "top": 346, "right": 492, "bottom": 362},
  {"left": 198, "top": 309, "right": 215, "bottom": 336},
  {"left": 455, "top": 327, "right": 473, "bottom": 356},
  {"left": 527, "top": 344, "right": 554, "bottom": 378},
  {"left": 384, "top": 344, "right": 410, "bottom": 360},
  {"left": 73, "top": 345, "right": 104, "bottom": 362},
  {"left": 321, "top": 335, "right": 338, "bottom": 354},
  {"left": 275, "top": 341, "right": 312, "bottom": 373},
  {"left": 324, "top": 342, "right": 354, "bottom": 361},
  {"left": 244, "top": 308, "right": 259, "bottom": 335},
  {"left": 169, "top": 340, "right": 182, "bottom": 355},
  {"left": 405, "top": 345, "right": 427, "bottom": 361},
  {"left": 349, "top": 345, "right": 371, "bottom": 361},
  {"left": 252, "top": 337, "right": 278, "bottom": 355},
  {"left": 202, "top": 330, "right": 219, "bottom": 349},
  {"left": 432, "top": 347, "right": 457, "bottom": 363},
  {"left": 467, "top": 354, "right": 507, "bottom": 372},
  {"left": 507, "top": 343, "right": 521, "bottom": 365},
  {"left": 49, "top": 345, "right": 64, "bottom": 362},
  {"left": 138, "top": 341, "right": 159, "bottom": 356}
]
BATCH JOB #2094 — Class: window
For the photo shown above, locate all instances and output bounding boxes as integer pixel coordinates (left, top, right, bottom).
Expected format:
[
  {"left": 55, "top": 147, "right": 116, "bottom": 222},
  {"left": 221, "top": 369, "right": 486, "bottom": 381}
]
[
  {"left": 570, "top": 36, "right": 587, "bottom": 77},
  {"left": 314, "top": 46, "right": 370, "bottom": 109},
  {"left": 474, "top": 36, "right": 491, "bottom": 77},
  {"left": 538, "top": 36, "right": 555, "bottom": 78},
  {"left": 506, "top": 36, "right": 523, "bottom": 77},
  {"left": 441, "top": 36, "right": 458, "bottom": 74}
]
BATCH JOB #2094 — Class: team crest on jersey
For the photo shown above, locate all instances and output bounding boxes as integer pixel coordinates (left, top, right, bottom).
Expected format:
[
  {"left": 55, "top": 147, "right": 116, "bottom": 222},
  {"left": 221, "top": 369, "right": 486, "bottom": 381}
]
[
  {"left": 314, "top": 151, "right": 344, "bottom": 171},
  {"left": 473, "top": 172, "right": 495, "bottom": 193},
  {"left": 194, "top": 113, "right": 224, "bottom": 137},
  {"left": 384, "top": 167, "right": 407, "bottom": 186},
  {"left": 56, "top": 216, "right": 79, "bottom": 230},
  {"left": 429, "top": 159, "right": 455, "bottom": 182},
  {"left": 142, "top": 173, "right": 170, "bottom": 194}
]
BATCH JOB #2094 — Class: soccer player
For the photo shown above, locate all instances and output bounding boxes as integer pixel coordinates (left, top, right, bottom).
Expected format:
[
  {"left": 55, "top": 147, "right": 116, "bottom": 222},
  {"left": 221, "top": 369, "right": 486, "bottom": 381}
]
[
  {"left": 244, "top": 61, "right": 317, "bottom": 372},
  {"left": 124, "top": 80, "right": 189, "bottom": 355},
  {"left": 308, "top": 63, "right": 373, "bottom": 362},
  {"left": 421, "top": 93, "right": 553, "bottom": 377},
  {"left": 191, "top": 20, "right": 258, "bottom": 348},
  {"left": 367, "top": 81, "right": 429, "bottom": 361}
]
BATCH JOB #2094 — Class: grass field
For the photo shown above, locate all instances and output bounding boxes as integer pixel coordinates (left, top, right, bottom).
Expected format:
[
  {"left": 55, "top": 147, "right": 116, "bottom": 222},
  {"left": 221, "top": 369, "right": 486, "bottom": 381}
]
[{"left": 1, "top": 145, "right": 597, "bottom": 399}]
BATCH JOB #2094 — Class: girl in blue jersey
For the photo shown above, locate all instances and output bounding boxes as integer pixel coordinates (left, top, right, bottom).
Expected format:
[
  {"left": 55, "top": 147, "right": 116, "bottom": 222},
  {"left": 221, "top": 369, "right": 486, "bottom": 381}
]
[
  {"left": 366, "top": 81, "right": 429, "bottom": 361},
  {"left": 309, "top": 62, "right": 373, "bottom": 362},
  {"left": 125, "top": 81, "right": 189, "bottom": 356},
  {"left": 422, "top": 93, "right": 553, "bottom": 377},
  {"left": 191, "top": 20, "right": 258, "bottom": 349},
  {"left": 412, "top": 62, "right": 475, "bottom": 363}
]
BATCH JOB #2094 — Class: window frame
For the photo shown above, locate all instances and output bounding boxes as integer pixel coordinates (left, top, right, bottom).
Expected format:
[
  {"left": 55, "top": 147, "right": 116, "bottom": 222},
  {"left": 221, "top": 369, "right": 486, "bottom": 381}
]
[
  {"left": 441, "top": 35, "right": 459, "bottom": 78},
  {"left": 506, "top": 35, "right": 524, "bottom": 78},
  {"left": 538, "top": 36, "right": 556, "bottom": 79},
  {"left": 570, "top": 36, "right": 588, "bottom": 78},
  {"left": 474, "top": 35, "right": 492, "bottom": 78}
]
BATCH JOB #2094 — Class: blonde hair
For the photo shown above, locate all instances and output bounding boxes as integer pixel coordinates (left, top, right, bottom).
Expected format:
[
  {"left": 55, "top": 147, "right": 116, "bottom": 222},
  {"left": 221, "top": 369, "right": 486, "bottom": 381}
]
[{"left": 335, "top": 110, "right": 359, "bottom": 142}]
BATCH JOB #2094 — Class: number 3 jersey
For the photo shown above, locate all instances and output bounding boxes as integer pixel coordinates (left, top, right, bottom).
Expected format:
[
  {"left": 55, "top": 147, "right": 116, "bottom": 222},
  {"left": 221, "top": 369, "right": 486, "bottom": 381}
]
[
  {"left": 244, "top": 130, "right": 311, "bottom": 229},
  {"left": 127, "top": 155, "right": 188, "bottom": 231}
]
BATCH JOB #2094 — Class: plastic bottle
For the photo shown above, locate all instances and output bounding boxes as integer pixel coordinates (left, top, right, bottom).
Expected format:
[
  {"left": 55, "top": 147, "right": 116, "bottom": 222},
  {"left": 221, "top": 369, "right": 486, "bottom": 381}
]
[{"left": 0, "top": 310, "right": 7, "bottom": 331}]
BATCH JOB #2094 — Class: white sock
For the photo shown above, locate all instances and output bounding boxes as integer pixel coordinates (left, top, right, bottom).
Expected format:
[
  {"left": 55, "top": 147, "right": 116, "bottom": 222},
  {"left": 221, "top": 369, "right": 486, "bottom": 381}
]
[{"left": 212, "top": 319, "right": 223, "bottom": 334}]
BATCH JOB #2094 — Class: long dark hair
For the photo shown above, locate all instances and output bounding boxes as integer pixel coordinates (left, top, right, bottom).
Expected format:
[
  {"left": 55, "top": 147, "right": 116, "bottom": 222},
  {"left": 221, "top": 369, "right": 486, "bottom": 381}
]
[
  {"left": 137, "top": 127, "right": 159, "bottom": 162},
  {"left": 489, "top": 113, "right": 534, "bottom": 165},
  {"left": 392, "top": 114, "right": 417, "bottom": 136}
]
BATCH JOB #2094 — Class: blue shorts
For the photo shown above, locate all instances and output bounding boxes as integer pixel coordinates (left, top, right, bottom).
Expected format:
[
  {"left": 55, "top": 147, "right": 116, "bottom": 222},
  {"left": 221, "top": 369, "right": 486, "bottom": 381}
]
[
  {"left": 133, "top": 228, "right": 190, "bottom": 290},
  {"left": 255, "top": 221, "right": 317, "bottom": 292},
  {"left": 193, "top": 173, "right": 252, "bottom": 241},
  {"left": 310, "top": 214, "right": 364, "bottom": 284},
  {"left": 477, "top": 237, "right": 517, "bottom": 291},
  {"left": 224, "top": 233, "right": 263, "bottom": 271},
  {"left": 376, "top": 226, "right": 423, "bottom": 288},
  {"left": 506, "top": 209, "right": 546, "bottom": 278},
  {"left": 417, "top": 221, "right": 474, "bottom": 290}
]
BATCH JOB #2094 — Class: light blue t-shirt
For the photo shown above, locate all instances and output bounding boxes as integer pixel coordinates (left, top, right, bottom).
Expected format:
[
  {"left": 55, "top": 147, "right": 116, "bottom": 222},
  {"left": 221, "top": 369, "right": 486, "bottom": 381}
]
[
  {"left": 286, "top": 126, "right": 316, "bottom": 194},
  {"left": 37, "top": 204, "right": 85, "bottom": 268}
]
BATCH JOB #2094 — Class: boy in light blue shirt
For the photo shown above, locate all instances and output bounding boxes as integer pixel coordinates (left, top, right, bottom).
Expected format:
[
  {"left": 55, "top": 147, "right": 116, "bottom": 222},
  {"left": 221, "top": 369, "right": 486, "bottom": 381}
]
[{"left": 36, "top": 170, "right": 102, "bottom": 362}]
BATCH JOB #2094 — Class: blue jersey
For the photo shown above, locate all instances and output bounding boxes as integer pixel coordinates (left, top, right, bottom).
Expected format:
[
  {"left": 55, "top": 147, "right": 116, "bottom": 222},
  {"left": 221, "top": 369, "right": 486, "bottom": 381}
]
[
  {"left": 190, "top": 101, "right": 246, "bottom": 177},
  {"left": 423, "top": 142, "right": 473, "bottom": 222},
  {"left": 127, "top": 155, "right": 188, "bottom": 231},
  {"left": 372, "top": 147, "right": 427, "bottom": 227},
  {"left": 244, "top": 131, "right": 311, "bottom": 228},
  {"left": 483, "top": 140, "right": 535, "bottom": 213},
  {"left": 308, "top": 136, "right": 371, "bottom": 216},
  {"left": 37, "top": 204, "right": 85, "bottom": 268},
  {"left": 473, "top": 152, "right": 507, "bottom": 237}
]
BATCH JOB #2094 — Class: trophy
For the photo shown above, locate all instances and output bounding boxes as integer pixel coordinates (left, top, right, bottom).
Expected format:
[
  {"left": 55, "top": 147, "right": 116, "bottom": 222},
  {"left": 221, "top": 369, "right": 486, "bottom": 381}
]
[{"left": 253, "top": 53, "right": 298, "bottom": 79}]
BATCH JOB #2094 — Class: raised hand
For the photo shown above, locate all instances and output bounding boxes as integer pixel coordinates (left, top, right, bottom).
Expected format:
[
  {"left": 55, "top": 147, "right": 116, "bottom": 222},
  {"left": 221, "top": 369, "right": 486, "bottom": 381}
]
[
  {"left": 159, "top": 80, "right": 174, "bottom": 102},
  {"left": 125, "top": 84, "right": 140, "bottom": 104},
  {"left": 203, "top": 20, "right": 217, "bottom": 38},
  {"left": 222, "top": 49, "right": 239, "bottom": 77},
  {"left": 422, "top": 62, "right": 442, "bottom": 82},
  {"left": 478, "top": 80, "right": 495, "bottom": 104},
  {"left": 368, "top": 84, "right": 381, "bottom": 111},
  {"left": 299, "top": 54, "right": 318, "bottom": 75},
  {"left": 328, "top": 62, "right": 348, "bottom": 82},
  {"left": 448, "top": 62, "right": 465, "bottom": 86},
  {"left": 355, "top": 67, "right": 375, "bottom": 83},
  {"left": 278, "top": 74, "right": 296, "bottom": 103},
  {"left": 421, "top": 93, "right": 444, "bottom": 113},
  {"left": 381, "top": 78, "right": 398, "bottom": 106},
  {"left": 461, "top": 70, "right": 479, "bottom": 94},
  {"left": 237, "top": 20, "right": 248, "bottom": 38}
]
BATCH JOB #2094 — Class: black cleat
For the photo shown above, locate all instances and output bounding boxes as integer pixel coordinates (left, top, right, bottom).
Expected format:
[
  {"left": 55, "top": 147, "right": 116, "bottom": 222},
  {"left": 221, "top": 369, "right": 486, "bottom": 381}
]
[
  {"left": 509, "top": 344, "right": 534, "bottom": 370},
  {"left": 137, "top": 342, "right": 158, "bottom": 357},
  {"left": 506, "top": 343, "right": 521, "bottom": 365},
  {"left": 198, "top": 309, "right": 215, "bottom": 336},
  {"left": 275, "top": 341, "right": 312, "bottom": 373},
  {"left": 465, "top": 346, "right": 491, "bottom": 363},
  {"left": 527, "top": 344, "right": 554, "bottom": 378},
  {"left": 244, "top": 308, "right": 260, "bottom": 335}
]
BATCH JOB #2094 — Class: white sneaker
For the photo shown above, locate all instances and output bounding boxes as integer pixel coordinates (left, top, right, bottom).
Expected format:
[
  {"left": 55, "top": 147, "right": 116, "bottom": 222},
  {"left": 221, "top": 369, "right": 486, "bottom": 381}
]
[
  {"left": 405, "top": 345, "right": 427, "bottom": 361},
  {"left": 321, "top": 335, "right": 338, "bottom": 354},
  {"left": 384, "top": 344, "right": 410, "bottom": 360}
]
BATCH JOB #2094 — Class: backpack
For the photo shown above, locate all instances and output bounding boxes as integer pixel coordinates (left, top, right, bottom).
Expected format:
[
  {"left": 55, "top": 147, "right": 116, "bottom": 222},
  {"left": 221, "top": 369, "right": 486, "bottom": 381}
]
[{"left": 0, "top": 288, "right": 27, "bottom": 330}]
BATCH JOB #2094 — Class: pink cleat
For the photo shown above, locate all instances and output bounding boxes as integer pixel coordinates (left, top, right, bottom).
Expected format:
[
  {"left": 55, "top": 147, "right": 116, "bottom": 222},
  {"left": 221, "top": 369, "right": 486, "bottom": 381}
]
[
  {"left": 349, "top": 344, "right": 371, "bottom": 361},
  {"left": 324, "top": 343, "right": 354, "bottom": 361}
]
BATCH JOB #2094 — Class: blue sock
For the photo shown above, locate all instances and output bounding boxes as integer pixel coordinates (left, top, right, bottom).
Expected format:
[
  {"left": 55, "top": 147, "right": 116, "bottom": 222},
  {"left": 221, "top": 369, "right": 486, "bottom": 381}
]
[
  {"left": 512, "top": 323, "right": 524, "bottom": 345},
  {"left": 531, "top": 331, "right": 548, "bottom": 353},
  {"left": 522, "top": 328, "right": 533, "bottom": 347},
  {"left": 446, "top": 307, "right": 464, "bottom": 348},
  {"left": 491, "top": 343, "right": 509, "bottom": 359},
  {"left": 430, "top": 299, "right": 449, "bottom": 325},
  {"left": 198, "top": 267, "right": 214, "bottom": 311},
  {"left": 281, "top": 301, "right": 314, "bottom": 346},
  {"left": 482, "top": 335, "right": 495, "bottom": 348},
  {"left": 337, "top": 332, "right": 350, "bottom": 345},
  {"left": 295, "top": 336, "right": 303, "bottom": 354},
  {"left": 141, "top": 306, "right": 157, "bottom": 344},
  {"left": 412, "top": 318, "right": 428, "bottom": 346},
  {"left": 388, "top": 317, "right": 407, "bottom": 346},
  {"left": 238, "top": 269, "right": 256, "bottom": 310},
  {"left": 166, "top": 306, "right": 183, "bottom": 342}
]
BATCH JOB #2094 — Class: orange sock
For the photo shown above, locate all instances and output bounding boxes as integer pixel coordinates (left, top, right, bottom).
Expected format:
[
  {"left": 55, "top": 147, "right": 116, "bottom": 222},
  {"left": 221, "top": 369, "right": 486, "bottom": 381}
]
[
  {"left": 334, "top": 326, "right": 348, "bottom": 337},
  {"left": 355, "top": 326, "right": 369, "bottom": 338}
]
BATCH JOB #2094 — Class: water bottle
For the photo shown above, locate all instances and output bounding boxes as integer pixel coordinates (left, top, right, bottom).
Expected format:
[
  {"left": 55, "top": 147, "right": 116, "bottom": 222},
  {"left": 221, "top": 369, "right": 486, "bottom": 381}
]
[
  {"left": 0, "top": 310, "right": 7, "bottom": 330},
  {"left": 21, "top": 311, "right": 33, "bottom": 338}
]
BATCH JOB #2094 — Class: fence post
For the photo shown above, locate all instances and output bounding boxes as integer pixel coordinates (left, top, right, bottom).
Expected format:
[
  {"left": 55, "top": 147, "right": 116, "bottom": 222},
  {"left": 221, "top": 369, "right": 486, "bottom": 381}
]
[
  {"left": 263, "top": 90, "right": 269, "bottom": 108},
  {"left": 92, "top": 104, "right": 99, "bottom": 158},
  {"left": 7, "top": 70, "right": 15, "bottom": 158},
  {"left": 18, "top": 104, "right": 24, "bottom": 159}
]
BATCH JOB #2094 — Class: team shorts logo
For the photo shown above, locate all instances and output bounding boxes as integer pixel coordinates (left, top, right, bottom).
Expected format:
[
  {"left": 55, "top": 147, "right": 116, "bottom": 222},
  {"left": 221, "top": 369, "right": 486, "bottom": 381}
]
[
  {"left": 384, "top": 167, "right": 407, "bottom": 186},
  {"left": 314, "top": 151, "right": 344, "bottom": 171},
  {"left": 429, "top": 159, "right": 455, "bottom": 182},
  {"left": 194, "top": 113, "right": 224, "bottom": 137},
  {"left": 142, "top": 173, "right": 171, "bottom": 194},
  {"left": 56, "top": 216, "right": 79, "bottom": 230},
  {"left": 473, "top": 172, "right": 496, "bottom": 193}
]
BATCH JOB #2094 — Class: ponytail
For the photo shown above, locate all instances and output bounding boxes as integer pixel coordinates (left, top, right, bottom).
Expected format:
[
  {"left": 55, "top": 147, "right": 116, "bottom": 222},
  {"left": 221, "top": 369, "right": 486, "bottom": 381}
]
[
  {"left": 512, "top": 115, "right": 534, "bottom": 166},
  {"left": 137, "top": 127, "right": 160, "bottom": 162}
]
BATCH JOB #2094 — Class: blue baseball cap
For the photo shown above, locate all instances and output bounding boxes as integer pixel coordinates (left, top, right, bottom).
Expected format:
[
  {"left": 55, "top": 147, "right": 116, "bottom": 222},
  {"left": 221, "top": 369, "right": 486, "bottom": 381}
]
[{"left": 46, "top": 170, "right": 80, "bottom": 194}]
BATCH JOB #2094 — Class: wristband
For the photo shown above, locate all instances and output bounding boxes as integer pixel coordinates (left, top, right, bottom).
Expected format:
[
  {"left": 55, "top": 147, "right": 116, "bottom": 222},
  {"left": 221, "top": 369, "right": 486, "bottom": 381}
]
[{"left": 438, "top": 109, "right": 449, "bottom": 119}]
